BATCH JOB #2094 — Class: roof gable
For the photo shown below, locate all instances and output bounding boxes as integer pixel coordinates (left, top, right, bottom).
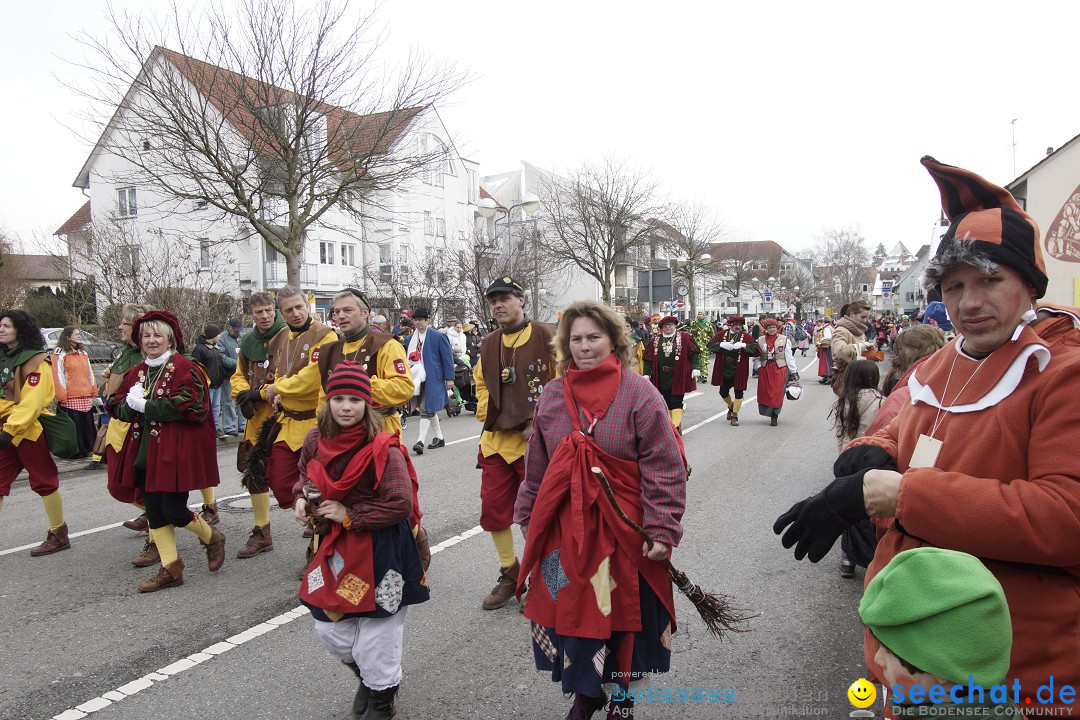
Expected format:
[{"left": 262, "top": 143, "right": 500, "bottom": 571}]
[{"left": 54, "top": 201, "right": 92, "bottom": 236}]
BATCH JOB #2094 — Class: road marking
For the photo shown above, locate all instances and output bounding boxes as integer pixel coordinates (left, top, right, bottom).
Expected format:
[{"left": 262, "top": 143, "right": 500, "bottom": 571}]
[
  {"left": 0, "top": 492, "right": 253, "bottom": 557},
  {"left": 50, "top": 523, "right": 488, "bottom": 720},
  {"left": 683, "top": 358, "right": 817, "bottom": 435},
  {"left": 445, "top": 434, "right": 481, "bottom": 446}
]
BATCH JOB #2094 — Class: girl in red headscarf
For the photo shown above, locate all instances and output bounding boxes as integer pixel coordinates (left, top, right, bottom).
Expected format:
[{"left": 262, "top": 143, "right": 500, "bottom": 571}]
[{"left": 294, "top": 360, "right": 427, "bottom": 720}]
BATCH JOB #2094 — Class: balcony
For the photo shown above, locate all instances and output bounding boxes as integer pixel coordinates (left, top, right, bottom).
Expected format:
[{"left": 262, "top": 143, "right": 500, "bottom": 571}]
[{"left": 264, "top": 261, "right": 318, "bottom": 286}]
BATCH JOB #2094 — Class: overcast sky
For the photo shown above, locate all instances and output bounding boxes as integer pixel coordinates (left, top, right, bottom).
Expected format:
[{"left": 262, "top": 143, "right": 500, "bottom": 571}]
[{"left": 4, "top": 0, "right": 1078, "bottom": 258}]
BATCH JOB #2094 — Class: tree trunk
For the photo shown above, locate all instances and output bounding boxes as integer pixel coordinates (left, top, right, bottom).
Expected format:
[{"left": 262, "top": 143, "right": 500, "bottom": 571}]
[
  {"left": 286, "top": 251, "right": 302, "bottom": 288},
  {"left": 689, "top": 281, "right": 697, "bottom": 320}
]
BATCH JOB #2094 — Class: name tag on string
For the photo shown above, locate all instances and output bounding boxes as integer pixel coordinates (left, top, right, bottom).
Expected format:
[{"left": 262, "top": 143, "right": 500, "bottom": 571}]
[{"left": 910, "top": 434, "right": 942, "bottom": 469}]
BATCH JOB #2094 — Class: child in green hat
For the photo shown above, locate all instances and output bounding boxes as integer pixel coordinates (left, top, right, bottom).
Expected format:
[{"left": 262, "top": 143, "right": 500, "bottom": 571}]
[{"left": 858, "top": 547, "right": 1022, "bottom": 717}]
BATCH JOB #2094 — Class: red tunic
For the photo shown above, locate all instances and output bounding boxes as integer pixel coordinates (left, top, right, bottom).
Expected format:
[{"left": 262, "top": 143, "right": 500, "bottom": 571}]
[
  {"left": 642, "top": 331, "right": 699, "bottom": 395},
  {"left": 108, "top": 353, "right": 220, "bottom": 493}
]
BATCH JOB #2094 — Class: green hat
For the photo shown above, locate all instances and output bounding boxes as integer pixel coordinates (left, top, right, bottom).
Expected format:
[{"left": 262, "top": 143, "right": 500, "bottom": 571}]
[{"left": 858, "top": 548, "right": 1011, "bottom": 686}]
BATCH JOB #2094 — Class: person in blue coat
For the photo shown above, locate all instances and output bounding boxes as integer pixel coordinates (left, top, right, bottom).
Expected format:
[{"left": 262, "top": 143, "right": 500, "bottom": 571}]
[{"left": 404, "top": 307, "right": 455, "bottom": 455}]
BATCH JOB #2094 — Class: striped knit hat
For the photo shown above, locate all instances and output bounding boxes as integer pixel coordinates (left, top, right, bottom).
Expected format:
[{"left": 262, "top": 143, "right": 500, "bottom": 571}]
[
  {"left": 922, "top": 156, "right": 1047, "bottom": 297},
  {"left": 325, "top": 361, "right": 373, "bottom": 403}
]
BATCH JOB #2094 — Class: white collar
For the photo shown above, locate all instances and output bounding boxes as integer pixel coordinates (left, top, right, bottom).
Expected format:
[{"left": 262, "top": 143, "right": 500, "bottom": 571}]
[
  {"left": 908, "top": 340, "right": 1050, "bottom": 413},
  {"left": 145, "top": 350, "right": 173, "bottom": 367}
]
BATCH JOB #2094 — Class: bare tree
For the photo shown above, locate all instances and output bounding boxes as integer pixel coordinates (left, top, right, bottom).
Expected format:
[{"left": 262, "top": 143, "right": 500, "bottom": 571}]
[
  {"left": 655, "top": 203, "right": 731, "bottom": 318},
  {"left": 538, "top": 157, "right": 663, "bottom": 304},
  {"left": 60, "top": 219, "right": 239, "bottom": 344},
  {"left": 777, "top": 261, "right": 825, "bottom": 321},
  {"left": 69, "top": 0, "right": 466, "bottom": 287},
  {"left": 813, "top": 226, "right": 873, "bottom": 309},
  {"left": 0, "top": 230, "right": 23, "bottom": 310},
  {"left": 705, "top": 238, "right": 765, "bottom": 301}
]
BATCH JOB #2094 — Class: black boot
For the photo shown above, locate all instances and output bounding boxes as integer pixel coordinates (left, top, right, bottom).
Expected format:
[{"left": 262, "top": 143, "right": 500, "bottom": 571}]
[
  {"left": 343, "top": 662, "right": 370, "bottom": 718},
  {"left": 361, "top": 684, "right": 398, "bottom": 720},
  {"left": 566, "top": 692, "right": 607, "bottom": 720}
]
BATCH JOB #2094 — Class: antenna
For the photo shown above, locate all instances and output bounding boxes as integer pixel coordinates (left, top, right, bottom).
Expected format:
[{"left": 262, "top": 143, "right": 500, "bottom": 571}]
[{"left": 1010, "top": 118, "right": 1018, "bottom": 178}]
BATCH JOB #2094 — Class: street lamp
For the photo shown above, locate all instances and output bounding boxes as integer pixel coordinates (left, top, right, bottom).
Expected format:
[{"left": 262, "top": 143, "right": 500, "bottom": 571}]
[{"left": 477, "top": 192, "right": 542, "bottom": 275}]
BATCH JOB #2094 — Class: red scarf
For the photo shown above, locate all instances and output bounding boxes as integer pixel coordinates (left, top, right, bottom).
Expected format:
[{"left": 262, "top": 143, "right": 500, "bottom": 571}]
[
  {"left": 300, "top": 429, "right": 404, "bottom": 615},
  {"left": 563, "top": 353, "right": 621, "bottom": 426}
]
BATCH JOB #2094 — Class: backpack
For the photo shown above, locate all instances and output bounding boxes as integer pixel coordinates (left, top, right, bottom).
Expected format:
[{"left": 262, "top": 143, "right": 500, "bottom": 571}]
[{"left": 795, "top": 324, "right": 807, "bottom": 342}]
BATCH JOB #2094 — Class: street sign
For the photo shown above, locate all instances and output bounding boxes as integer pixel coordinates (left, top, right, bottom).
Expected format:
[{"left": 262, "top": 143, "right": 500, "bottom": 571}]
[
  {"left": 676, "top": 300, "right": 685, "bottom": 308},
  {"left": 763, "top": 292, "right": 773, "bottom": 302}
]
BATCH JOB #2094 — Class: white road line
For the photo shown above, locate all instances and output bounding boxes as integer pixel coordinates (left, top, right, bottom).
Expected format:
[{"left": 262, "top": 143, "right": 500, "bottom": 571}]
[
  {"left": 445, "top": 434, "right": 481, "bottom": 446},
  {"left": 0, "top": 491, "right": 253, "bottom": 557},
  {"left": 50, "top": 524, "right": 488, "bottom": 720}
]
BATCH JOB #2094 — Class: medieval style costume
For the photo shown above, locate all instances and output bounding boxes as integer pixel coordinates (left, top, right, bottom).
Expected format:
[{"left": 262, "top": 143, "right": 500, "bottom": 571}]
[
  {"left": 706, "top": 316, "right": 759, "bottom": 426},
  {"left": 474, "top": 277, "right": 557, "bottom": 610},
  {"left": 686, "top": 314, "right": 713, "bottom": 377},
  {"left": 296, "top": 362, "right": 428, "bottom": 720},
  {"left": 815, "top": 319, "right": 834, "bottom": 383},
  {"left": 641, "top": 316, "right": 700, "bottom": 430},
  {"left": 756, "top": 319, "right": 797, "bottom": 426},
  {"left": 0, "top": 313, "right": 69, "bottom": 556},
  {"left": 230, "top": 308, "right": 286, "bottom": 482},
  {"left": 516, "top": 353, "right": 685, "bottom": 719},
  {"left": 108, "top": 311, "right": 224, "bottom": 592},
  {"left": 237, "top": 310, "right": 336, "bottom": 558}
]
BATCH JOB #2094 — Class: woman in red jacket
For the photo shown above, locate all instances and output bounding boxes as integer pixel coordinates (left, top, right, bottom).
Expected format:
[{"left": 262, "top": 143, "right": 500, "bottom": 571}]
[{"left": 107, "top": 310, "right": 224, "bottom": 592}]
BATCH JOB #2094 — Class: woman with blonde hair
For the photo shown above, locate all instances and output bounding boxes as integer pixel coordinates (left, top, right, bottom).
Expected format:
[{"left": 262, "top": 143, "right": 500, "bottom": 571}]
[{"left": 516, "top": 300, "right": 686, "bottom": 719}]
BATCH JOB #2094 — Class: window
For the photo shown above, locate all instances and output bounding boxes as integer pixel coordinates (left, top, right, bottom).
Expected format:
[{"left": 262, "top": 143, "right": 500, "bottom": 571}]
[
  {"left": 117, "top": 187, "right": 137, "bottom": 217},
  {"left": 467, "top": 169, "right": 478, "bottom": 204},
  {"left": 424, "top": 211, "right": 434, "bottom": 236},
  {"left": 379, "top": 243, "right": 392, "bottom": 264},
  {"left": 341, "top": 244, "right": 356, "bottom": 266},
  {"left": 199, "top": 239, "right": 211, "bottom": 269},
  {"left": 120, "top": 246, "right": 140, "bottom": 274},
  {"left": 434, "top": 218, "right": 446, "bottom": 237},
  {"left": 319, "top": 241, "right": 336, "bottom": 265},
  {"left": 399, "top": 245, "right": 410, "bottom": 265},
  {"left": 379, "top": 265, "right": 392, "bottom": 282},
  {"left": 193, "top": 199, "right": 208, "bottom": 210}
]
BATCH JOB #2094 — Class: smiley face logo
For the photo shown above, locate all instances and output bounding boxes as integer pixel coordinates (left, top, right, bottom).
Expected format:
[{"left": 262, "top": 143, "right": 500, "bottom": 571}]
[{"left": 847, "top": 678, "right": 877, "bottom": 708}]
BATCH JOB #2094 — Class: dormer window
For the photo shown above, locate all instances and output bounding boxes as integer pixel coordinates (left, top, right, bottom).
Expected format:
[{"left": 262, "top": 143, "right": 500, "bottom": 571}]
[{"left": 193, "top": 199, "right": 208, "bottom": 210}]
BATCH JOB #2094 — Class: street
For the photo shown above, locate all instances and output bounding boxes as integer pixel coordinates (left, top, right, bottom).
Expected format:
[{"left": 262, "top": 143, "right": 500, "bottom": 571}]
[{"left": 0, "top": 356, "right": 873, "bottom": 720}]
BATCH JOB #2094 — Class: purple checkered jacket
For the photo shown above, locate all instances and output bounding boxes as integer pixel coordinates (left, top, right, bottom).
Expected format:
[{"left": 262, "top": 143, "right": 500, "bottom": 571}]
[{"left": 514, "top": 368, "right": 687, "bottom": 548}]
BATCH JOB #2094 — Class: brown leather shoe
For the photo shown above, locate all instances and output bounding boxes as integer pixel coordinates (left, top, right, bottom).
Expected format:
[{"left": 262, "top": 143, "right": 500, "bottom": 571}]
[
  {"left": 200, "top": 502, "right": 220, "bottom": 526},
  {"left": 132, "top": 539, "right": 161, "bottom": 567},
  {"left": 30, "top": 523, "right": 71, "bottom": 557},
  {"left": 726, "top": 408, "right": 733, "bottom": 420},
  {"left": 138, "top": 559, "right": 184, "bottom": 593},
  {"left": 482, "top": 559, "right": 520, "bottom": 610},
  {"left": 236, "top": 525, "right": 273, "bottom": 559},
  {"left": 415, "top": 525, "right": 431, "bottom": 572},
  {"left": 730, "top": 414, "right": 739, "bottom": 427},
  {"left": 122, "top": 513, "right": 149, "bottom": 532},
  {"left": 202, "top": 527, "right": 226, "bottom": 571}
]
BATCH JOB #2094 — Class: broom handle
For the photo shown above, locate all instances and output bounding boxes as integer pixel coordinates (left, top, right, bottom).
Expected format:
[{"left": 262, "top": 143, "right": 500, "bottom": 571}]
[{"left": 590, "top": 466, "right": 660, "bottom": 553}]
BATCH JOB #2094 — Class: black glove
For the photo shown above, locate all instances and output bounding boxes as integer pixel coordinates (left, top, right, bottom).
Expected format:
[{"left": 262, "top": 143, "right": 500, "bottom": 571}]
[
  {"left": 773, "top": 470, "right": 870, "bottom": 562},
  {"left": 236, "top": 390, "right": 258, "bottom": 419},
  {"left": 834, "top": 444, "right": 895, "bottom": 477},
  {"left": 0, "top": 431, "right": 12, "bottom": 450}
]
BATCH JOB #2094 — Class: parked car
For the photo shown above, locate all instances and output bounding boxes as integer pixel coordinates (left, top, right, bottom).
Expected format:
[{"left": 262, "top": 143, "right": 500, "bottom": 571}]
[{"left": 40, "top": 328, "right": 121, "bottom": 363}]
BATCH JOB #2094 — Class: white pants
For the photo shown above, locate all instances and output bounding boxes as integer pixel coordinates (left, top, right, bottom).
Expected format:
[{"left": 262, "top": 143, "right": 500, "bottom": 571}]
[{"left": 313, "top": 607, "right": 408, "bottom": 690}]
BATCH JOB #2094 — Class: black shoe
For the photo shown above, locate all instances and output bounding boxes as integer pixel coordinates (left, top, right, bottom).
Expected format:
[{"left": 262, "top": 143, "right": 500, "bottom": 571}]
[
  {"left": 83, "top": 461, "right": 105, "bottom": 471},
  {"left": 412, "top": 441, "right": 424, "bottom": 456},
  {"left": 770, "top": 416, "right": 778, "bottom": 426},
  {"left": 427, "top": 437, "right": 446, "bottom": 449},
  {"left": 840, "top": 562, "right": 856, "bottom": 579}
]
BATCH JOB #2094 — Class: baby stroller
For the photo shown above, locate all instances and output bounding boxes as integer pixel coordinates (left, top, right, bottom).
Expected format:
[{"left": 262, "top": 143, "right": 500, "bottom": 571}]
[{"left": 452, "top": 356, "right": 477, "bottom": 414}]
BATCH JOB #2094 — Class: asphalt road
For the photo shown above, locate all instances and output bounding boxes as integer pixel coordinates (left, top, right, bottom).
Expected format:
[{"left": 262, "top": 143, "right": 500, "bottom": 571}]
[{"left": 1, "top": 355, "right": 875, "bottom": 720}]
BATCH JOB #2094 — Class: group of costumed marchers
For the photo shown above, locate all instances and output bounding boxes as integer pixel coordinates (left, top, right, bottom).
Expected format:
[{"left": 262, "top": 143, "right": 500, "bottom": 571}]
[
  {"left": 515, "top": 303, "right": 687, "bottom": 719},
  {"left": 706, "top": 315, "right": 758, "bottom": 426}
]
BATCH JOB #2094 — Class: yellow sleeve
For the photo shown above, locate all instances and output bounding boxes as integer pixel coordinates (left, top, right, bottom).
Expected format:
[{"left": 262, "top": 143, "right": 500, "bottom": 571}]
[
  {"left": 473, "top": 358, "right": 488, "bottom": 424},
  {"left": 3, "top": 358, "right": 55, "bottom": 441},
  {"left": 230, "top": 358, "right": 250, "bottom": 400},
  {"left": 373, "top": 340, "right": 415, "bottom": 410},
  {"left": 272, "top": 332, "right": 337, "bottom": 401}
]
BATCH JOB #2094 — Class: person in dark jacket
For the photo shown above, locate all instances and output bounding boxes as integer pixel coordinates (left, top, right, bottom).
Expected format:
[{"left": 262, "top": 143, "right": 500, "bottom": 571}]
[{"left": 191, "top": 324, "right": 227, "bottom": 439}]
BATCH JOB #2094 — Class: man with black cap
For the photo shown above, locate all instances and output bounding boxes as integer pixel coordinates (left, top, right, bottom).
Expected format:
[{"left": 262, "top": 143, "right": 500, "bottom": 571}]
[
  {"left": 774, "top": 156, "right": 1080, "bottom": 713},
  {"left": 473, "top": 276, "right": 556, "bottom": 610},
  {"left": 240, "top": 286, "right": 336, "bottom": 559},
  {"left": 404, "top": 307, "right": 455, "bottom": 455}
]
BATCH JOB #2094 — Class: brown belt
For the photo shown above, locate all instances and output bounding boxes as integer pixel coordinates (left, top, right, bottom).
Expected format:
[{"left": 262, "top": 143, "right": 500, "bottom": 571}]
[{"left": 279, "top": 407, "right": 316, "bottom": 421}]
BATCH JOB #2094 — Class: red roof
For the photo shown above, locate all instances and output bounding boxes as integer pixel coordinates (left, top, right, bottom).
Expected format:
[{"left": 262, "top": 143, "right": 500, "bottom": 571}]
[
  {"left": 707, "top": 240, "right": 785, "bottom": 263},
  {"left": 156, "top": 48, "right": 420, "bottom": 170},
  {"left": 54, "top": 200, "right": 91, "bottom": 236},
  {"left": 478, "top": 186, "right": 505, "bottom": 210}
]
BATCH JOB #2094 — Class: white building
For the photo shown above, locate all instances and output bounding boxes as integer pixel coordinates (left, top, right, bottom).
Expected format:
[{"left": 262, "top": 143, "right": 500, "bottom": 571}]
[{"left": 59, "top": 46, "right": 480, "bottom": 322}]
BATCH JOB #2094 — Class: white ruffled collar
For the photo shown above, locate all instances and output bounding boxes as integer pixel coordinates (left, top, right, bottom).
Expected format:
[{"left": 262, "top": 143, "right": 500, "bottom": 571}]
[{"left": 144, "top": 350, "right": 173, "bottom": 368}]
